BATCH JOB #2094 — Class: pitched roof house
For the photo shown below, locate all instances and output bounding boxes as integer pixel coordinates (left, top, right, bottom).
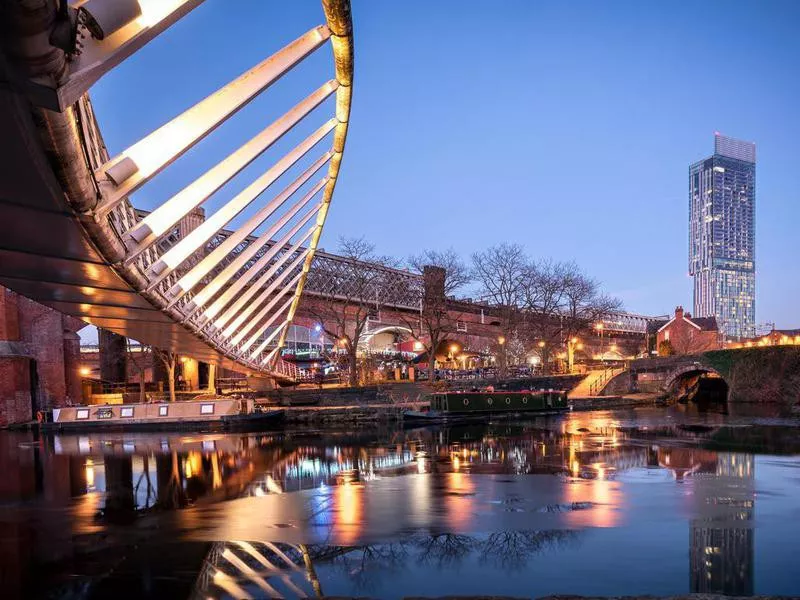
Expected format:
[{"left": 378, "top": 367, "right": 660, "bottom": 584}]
[{"left": 649, "top": 306, "right": 721, "bottom": 355}]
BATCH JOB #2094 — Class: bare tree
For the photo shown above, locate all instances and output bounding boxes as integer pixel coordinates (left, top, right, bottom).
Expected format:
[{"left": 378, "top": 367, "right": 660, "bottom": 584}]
[
  {"left": 521, "top": 260, "right": 621, "bottom": 373},
  {"left": 560, "top": 262, "right": 621, "bottom": 337},
  {"left": 304, "top": 237, "right": 396, "bottom": 387},
  {"left": 126, "top": 339, "right": 152, "bottom": 403},
  {"left": 471, "top": 244, "right": 527, "bottom": 377},
  {"left": 400, "top": 249, "right": 471, "bottom": 381},
  {"left": 520, "top": 260, "right": 570, "bottom": 373},
  {"left": 152, "top": 348, "right": 178, "bottom": 402}
]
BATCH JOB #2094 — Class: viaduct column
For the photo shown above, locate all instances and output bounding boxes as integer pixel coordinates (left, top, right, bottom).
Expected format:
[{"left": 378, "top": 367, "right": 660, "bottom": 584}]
[
  {"left": 0, "top": 289, "right": 32, "bottom": 426},
  {"left": 99, "top": 329, "right": 127, "bottom": 384}
]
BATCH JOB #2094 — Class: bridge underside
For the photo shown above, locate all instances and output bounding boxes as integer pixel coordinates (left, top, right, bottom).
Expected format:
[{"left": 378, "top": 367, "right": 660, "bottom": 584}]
[{"left": 0, "top": 83, "right": 239, "bottom": 366}]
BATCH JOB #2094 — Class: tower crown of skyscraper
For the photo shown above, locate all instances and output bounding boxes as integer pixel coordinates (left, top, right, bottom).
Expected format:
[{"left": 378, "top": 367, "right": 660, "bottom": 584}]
[{"left": 714, "top": 133, "right": 756, "bottom": 163}]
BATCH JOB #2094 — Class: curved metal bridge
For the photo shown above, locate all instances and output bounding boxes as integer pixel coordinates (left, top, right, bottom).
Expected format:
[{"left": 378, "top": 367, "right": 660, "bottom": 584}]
[{"left": 0, "top": 0, "right": 353, "bottom": 380}]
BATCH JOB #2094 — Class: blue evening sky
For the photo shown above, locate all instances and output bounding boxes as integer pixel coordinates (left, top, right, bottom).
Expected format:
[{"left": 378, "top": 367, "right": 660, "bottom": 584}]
[{"left": 90, "top": 0, "right": 800, "bottom": 328}]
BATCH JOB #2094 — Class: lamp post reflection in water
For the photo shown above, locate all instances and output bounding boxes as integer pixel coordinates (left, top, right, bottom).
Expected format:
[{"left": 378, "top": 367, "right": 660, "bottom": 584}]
[{"left": 333, "top": 470, "right": 363, "bottom": 545}]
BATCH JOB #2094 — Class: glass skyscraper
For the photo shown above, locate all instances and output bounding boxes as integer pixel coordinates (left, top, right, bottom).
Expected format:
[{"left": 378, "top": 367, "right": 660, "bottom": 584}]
[{"left": 689, "top": 134, "right": 756, "bottom": 339}]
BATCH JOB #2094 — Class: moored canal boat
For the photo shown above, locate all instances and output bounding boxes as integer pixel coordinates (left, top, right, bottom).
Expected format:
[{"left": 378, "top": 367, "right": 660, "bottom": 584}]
[
  {"left": 403, "top": 389, "right": 570, "bottom": 423},
  {"left": 40, "top": 398, "right": 284, "bottom": 432}
]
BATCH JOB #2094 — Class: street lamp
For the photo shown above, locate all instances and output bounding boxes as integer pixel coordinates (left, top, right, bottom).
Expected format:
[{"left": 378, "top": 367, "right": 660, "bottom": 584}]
[
  {"left": 595, "top": 322, "right": 605, "bottom": 361},
  {"left": 497, "top": 336, "right": 506, "bottom": 345},
  {"left": 566, "top": 338, "right": 580, "bottom": 373}
]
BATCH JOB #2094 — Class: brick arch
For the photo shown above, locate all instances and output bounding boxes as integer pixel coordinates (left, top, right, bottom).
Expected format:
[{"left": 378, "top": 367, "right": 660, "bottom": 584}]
[
  {"left": 358, "top": 325, "right": 413, "bottom": 349},
  {"left": 664, "top": 363, "right": 727, "bottom": 394}
]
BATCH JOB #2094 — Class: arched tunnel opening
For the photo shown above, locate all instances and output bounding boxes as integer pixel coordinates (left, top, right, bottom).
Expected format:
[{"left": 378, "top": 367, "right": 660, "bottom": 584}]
[{"left": 668, "top": 370, "right": 729, "bottom": 406}]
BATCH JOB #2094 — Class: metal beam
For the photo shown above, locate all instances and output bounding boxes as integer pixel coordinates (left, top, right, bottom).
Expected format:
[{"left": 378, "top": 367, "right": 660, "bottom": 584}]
[
  {"left": 215, "top": 230, "right": 315, "bottom": 335},
  {"left": 261, "top": 346, "right": 281, "bottom": 368},
  {"left": 227, "top": 250, "right": 308, "bottom": 342},
  {"left": 246, "top": 311, "right": 291, "bottom": 356},
  {"left": 148, "top": 119, "right": 335, "bottom": 278},
  {"left": 96, "top": 24, "right": 331, "bottom": 213},
  {"left": 166, "top": 156, "right": 330, "bottom": 299},
  {"left": 206, "top": 206, "right": 320, "bottom": 326},
  {"left": 234, "top": 273, "right": 302, "bottom": 350},
  {"left": 185, "top": 195, "right": 322, "bottom": 319},
  {"left": 123, "top": 82, "right": 337, "bottom": 258}
]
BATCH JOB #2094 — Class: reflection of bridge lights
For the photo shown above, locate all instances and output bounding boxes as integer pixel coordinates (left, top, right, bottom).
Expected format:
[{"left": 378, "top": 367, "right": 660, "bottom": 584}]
[
  {"left": 85, "top": 458, "right": 96, "bottom": 490},
  {"left": 452, "top": 454, "right": 461, "bottom": 472},
  {"left": 416, "top": 451, "right": 427, "bottom": 474},
  {"left": 265, "top": 475, "right": 283, "bottom": 494}
]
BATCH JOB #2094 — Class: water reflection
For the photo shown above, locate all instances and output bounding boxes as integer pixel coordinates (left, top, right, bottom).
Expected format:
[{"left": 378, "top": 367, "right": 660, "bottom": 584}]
[{"left": 1, "top": 407, "right": 798, "bottom": 599}]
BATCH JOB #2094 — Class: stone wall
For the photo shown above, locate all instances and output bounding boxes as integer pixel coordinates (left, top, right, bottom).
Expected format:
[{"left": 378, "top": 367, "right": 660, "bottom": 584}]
[{"left": 702, "top": 347, "right": 800, "bottom": 404}]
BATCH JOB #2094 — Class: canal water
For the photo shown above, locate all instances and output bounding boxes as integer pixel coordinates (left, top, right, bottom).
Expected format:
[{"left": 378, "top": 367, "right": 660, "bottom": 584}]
[{"left": 1, "top": 405, "right": 799, "bottom": 599}]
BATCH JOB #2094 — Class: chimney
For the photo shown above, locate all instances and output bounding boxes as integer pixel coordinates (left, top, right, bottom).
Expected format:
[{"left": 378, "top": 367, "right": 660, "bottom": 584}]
[{"left": 675, "top": 306, "right": 684, "bottom": 320}]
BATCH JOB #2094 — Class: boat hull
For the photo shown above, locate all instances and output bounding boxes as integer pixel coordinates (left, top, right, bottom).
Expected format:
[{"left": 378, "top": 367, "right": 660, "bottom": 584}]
[
  {"left": 40, "top": 399, "right": 284, "bottom": 432},
  {"left": 404, "top": 390, "right": 570, "bottom": 424}
]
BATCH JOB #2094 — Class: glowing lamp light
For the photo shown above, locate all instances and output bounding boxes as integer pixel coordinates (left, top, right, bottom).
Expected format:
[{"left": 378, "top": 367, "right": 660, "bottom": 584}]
[
  {"left": 413, "top": 341, "right": 424, "bottom": 351},
  {"left": 136, "top": 0, "right": 194, "bottom": 28},
  {"left": 180, "top": 356, "right": 189, "bottom": 363},
  {"left": 497, "top": 336, "right": 506, "bottom": 345},
  {"left": 79, "top": 367, "right": 91, "bottom": 377},
  {"left": 538, "top": 341, "right": 546, "bottom": 348},
  {"left": 450, "top": 344, "right": 458, "bottom": 353}
]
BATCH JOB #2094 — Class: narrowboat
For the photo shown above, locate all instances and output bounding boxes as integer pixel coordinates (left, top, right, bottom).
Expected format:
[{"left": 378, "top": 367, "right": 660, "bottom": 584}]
[
  {"left": 403, "top": 389, "right": 570, "bottom": 423},
  {"left": 40, "top": 398, "right": 284, "bottom": 432}
]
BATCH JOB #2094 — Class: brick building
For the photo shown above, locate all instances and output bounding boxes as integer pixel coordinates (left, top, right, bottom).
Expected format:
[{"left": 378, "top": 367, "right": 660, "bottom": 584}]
[
  {"left": 0, "top": 288, "right": 85, "bottom": 426},
  {"left": 650, "top": 306, "right": 721, "bottom": 355}
]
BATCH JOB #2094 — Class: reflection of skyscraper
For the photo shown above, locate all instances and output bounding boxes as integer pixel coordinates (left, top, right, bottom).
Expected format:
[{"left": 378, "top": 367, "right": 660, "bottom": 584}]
[
  {"left": 689, "top": 134, "right": 756, "bottom": 338},
  {"left": 689, "top": 453, "right": 754, "bottom": 595}
]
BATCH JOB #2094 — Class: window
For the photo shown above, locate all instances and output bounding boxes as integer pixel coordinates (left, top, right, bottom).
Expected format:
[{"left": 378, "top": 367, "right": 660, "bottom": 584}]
[
  {"left": 96, "top": 408, "right": 113, "bottom": 419},
  {"left": 158, "top": 405, "right": 169, "bottom": 417},
  {"left": 367, "top": 310, "right": 381, "bottom": 323},
  {"left": 120, "top": 407, "right": 134, "bottom": 418},
  {"left": 76, "top": 409, "right": 89, "bottom": 420},
  {"left": 200, "top": 404, "right": 215, "bottom": 415},
  {"left": 456, "top": 320, "right": 467, "bottom": 332},
  {"left": 664, "top": 330, "right": 670, "bottom": 341}
]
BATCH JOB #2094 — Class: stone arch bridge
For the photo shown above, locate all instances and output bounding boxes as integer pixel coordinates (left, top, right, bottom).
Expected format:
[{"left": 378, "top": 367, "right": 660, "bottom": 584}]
[{"left": 627, "top": 347, "right": 800, "bottom": 405}]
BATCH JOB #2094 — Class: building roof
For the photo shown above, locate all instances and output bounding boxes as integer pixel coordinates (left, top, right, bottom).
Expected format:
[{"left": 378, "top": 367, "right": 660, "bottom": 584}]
[
  {"left": 689, "top": 316, "right": 718, "bottom": 331},
  {"left": 648, "top": 315, "right": 718, "bottom": 334},
  {"left": 774, "top": 328, "right": 800, "bottom": 336}
]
